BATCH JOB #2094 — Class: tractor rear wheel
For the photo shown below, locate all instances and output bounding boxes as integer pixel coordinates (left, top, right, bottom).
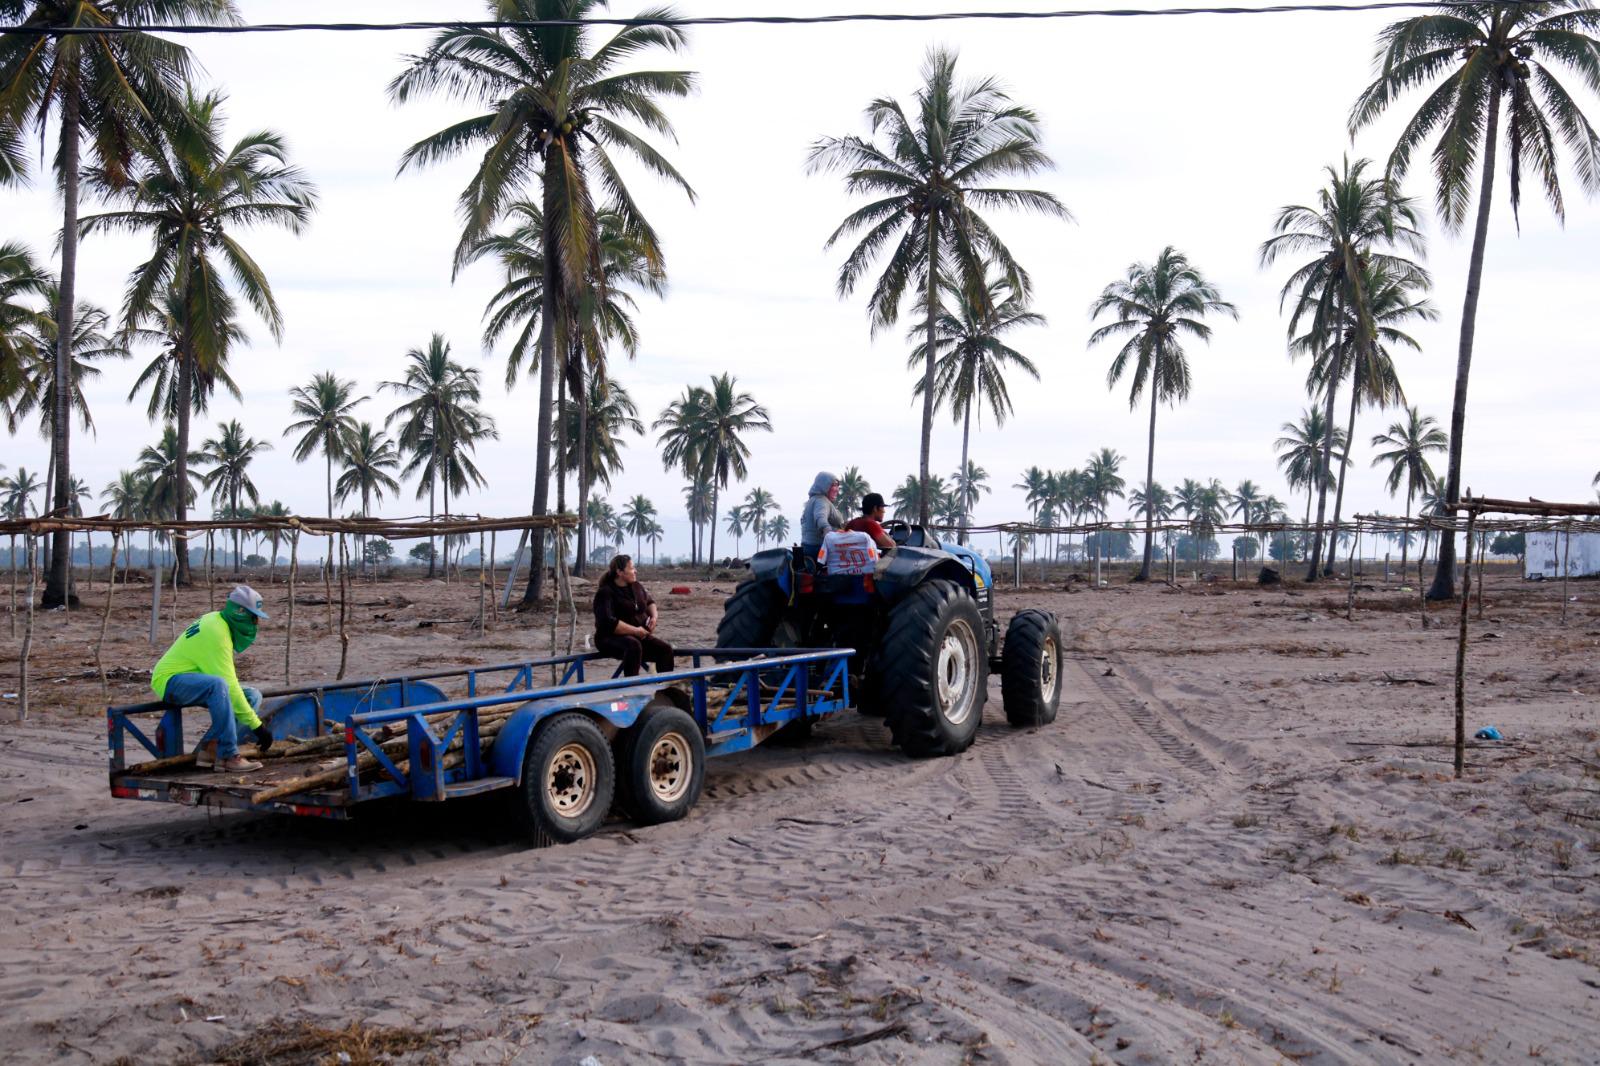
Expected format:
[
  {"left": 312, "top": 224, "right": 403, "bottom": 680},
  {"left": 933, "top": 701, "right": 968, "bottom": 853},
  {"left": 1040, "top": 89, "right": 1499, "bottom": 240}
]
[
  {"left": 512, "top": 713, "right": 614, "bottom": 845},
  {"left": 616, "top": 705, "right": 705, "bottom": 826},
  {"left": 881, "top": 579, "right": 986, "bottom": 757},
  {"left": 716, "top": 578, "right": 787, "bottom": 650},
  {"left": 1000, "top": 609, "right": 1063, "bottom": 728}
]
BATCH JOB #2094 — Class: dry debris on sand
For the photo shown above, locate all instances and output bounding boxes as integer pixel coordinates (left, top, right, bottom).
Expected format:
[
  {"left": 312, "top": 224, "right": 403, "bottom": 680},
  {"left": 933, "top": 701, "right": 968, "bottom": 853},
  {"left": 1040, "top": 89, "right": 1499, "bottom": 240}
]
[{"left": 2, "top": 570, "right": 1598, "bottom": 1063}]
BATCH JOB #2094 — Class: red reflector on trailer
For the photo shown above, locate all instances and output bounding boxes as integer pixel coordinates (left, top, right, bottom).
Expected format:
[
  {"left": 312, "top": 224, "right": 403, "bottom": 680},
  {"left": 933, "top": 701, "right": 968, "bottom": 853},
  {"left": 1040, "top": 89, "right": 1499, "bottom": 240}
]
[
  {"left": 111, "top": 785, "right": 140, "bottom": 799},
  {"left": 797, "top": 573, "right": 814, "bottom": 594},
  {"left": 289, "top": 804, "right": 334, "bottom": 818},
  {"left": 344, "top": 725, "right": 355, "bottom": 746}
]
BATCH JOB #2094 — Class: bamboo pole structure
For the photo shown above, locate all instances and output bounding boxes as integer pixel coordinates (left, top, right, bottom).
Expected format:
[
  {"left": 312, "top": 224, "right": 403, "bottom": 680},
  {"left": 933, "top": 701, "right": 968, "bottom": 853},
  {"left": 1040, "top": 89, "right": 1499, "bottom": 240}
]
[
  {"left": 477, "top": 530, "right": 487, "bottom": 633},
  {"left": 1453, "top": 504, "right": 1477, "bottom": 780},
  {"left": 95, "top": 531, "right": 120, "bottom": 697},
  {"left": 336, "top": 534, "right": 350, "bottom": 681},
  {"left": 488, "top": 531, "right": 498, "bottom": 626},
  {"left": 1475, "top": 529, "right": 1486, "bottom": 620},
  {"left": 1561, "top": 523, "right": 1572, "bottom": 627},
  {"left": 8, "top": 533, "right": 16, "bottom": 639},
  {"left": 148, "top": 539, "right": 162, "bottom": 645},
  {"left": 168, "top": 550, "right": 179, "bottom": 639},
  {"left": 1346, "top": 522, "right": 1359, "bottom": 622},
  {"left": 19, "top": 536, "right": 37, "bottom": 721},
  {"left": 322, "top": 533, "right": 335, "bottom": 635},
  {"left": 206, "top": 530, "right": 216, "bottom": 610},
  {"left": 284, "top": 531, "right": 299, "bottom": 685}
]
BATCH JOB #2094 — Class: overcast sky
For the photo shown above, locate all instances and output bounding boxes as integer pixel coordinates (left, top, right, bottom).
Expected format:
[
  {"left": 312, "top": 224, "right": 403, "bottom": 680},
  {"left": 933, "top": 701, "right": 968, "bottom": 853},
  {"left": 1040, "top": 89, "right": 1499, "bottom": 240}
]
[{"left": 6, "top": 0, "right": 1599, "bottom": 560}]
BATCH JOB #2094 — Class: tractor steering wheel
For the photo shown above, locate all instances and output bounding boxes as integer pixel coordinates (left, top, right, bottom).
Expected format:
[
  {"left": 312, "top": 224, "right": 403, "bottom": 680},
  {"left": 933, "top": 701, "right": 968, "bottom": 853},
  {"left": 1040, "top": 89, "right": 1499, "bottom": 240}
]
[{"left": 884, "top": 520, "right": 917, "bottom": 548}]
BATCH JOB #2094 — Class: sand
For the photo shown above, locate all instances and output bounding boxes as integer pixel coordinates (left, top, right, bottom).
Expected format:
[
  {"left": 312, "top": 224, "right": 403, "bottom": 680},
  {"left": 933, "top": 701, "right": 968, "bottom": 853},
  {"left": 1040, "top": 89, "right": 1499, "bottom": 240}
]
[{"left": 1, "top": 564, "right": 1597, "bottom": 1064}]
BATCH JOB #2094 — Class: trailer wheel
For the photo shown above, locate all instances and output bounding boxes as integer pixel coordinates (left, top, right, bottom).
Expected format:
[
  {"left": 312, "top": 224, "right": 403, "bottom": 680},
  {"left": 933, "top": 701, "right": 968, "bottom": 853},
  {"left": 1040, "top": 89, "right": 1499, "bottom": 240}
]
[
  {"left": 881, "top": 579, "right": 987, "bottom": 757},
  {"left": 1000, "top": 609, "right": 1063, "bottom": 728},
  {"left": 617, "top": 705, "right": 705, "bottom": 825},
  {"left": 514, "top": 713, "right": 614, "bottom": 844}
]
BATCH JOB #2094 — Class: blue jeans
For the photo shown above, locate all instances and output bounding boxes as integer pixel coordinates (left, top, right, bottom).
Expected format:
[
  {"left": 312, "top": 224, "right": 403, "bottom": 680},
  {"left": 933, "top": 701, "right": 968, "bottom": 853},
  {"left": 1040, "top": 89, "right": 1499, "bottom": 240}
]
[{"left": 163, "top": 675, "right": 261, "bottom": 759}]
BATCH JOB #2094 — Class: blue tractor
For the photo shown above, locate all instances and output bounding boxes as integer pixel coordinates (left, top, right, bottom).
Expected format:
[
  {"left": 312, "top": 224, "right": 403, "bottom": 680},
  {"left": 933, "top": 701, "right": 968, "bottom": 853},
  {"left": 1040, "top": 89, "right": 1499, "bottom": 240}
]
[{"left": 715, "top": 522, "right": 1063, "bottom": 757}]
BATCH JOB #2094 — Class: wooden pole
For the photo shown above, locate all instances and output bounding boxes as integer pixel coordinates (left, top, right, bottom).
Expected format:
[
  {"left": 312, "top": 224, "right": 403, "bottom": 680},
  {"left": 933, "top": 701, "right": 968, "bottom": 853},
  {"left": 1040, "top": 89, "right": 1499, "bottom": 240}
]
[
  {"left": 1561, "top": 521, "right": 1574, "bottom": 627},
  {"left": 1475, "top": 528, "right": 1486, "bottom": 620},
  {"left": 169, "top": 549, "right": 179, "bottom": 639},
  {"left": 336, "top": 534, "right": 350, "bottom": 681},
  {"left": 1346, "top": 522, "right": 1359, "bottom": 621},
  {"left": 149, "top": 534, "right": 162, "bottom": 644},
  {"left": 1453, "top": 504, "right": 1477, "bottom": 779},
  {"left": 285, "top": 530, "right": 298, "bottom": 685},
  {"left": 95, "top": 531, "right": 119, "bottom": 697},
  {"left": 18, "top": 535, "right": 37, "bottom": 721},
  {"left": 1418, "top": 525, "right": 1429, "bottom": 631},
  {"left": 8, "top": 533, "right": 16, "bottom": 639},
  {"left": 488, "top": 531, "right": 498, "bottom": 626},
  {"left": 322, "top": 534, "right": 335, "bottom": 635},
  {"left": 477, "top": 530, "right": 488, "bottom": 633},
  {"left": 501, "top": 528, "right": 527, "bottom": 609}
]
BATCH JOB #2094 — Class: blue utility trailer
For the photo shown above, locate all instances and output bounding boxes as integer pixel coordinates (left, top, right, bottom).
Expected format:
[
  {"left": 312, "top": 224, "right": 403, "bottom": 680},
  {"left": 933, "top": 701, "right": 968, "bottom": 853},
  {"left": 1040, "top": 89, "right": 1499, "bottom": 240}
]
[{"left": 108, "top": 647, "right": 851, "bottom": 843}]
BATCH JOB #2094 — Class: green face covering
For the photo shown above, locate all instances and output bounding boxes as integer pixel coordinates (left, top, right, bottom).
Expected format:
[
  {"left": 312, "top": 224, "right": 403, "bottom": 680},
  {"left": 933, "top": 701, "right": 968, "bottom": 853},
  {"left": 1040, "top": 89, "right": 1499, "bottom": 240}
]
[{"left": 221, "top": 602, "right": 259, "bottom": 652}]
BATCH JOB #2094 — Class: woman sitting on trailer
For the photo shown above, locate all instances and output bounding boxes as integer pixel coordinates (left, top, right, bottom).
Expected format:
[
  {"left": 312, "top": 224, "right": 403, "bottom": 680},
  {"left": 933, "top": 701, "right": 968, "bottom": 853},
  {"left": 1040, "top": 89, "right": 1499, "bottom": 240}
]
[{"left": 592, "top": 554, "right": 675, "bottom": 678}]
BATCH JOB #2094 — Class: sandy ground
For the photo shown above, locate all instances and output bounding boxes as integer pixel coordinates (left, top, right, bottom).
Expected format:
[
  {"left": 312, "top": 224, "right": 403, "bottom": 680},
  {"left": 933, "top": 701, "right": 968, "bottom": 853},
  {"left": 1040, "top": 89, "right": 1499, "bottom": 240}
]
[{"left": 1, "top": 563, "right": 1598, "bottom": 1065}]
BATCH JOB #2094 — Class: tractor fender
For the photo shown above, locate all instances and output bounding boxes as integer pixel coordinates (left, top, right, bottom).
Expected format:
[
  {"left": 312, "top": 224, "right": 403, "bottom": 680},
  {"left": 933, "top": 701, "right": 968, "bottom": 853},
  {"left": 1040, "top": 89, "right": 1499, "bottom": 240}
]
[
  {"left": 875, "top": 547, "right": 978, "bottom": 604},
  {"left": 747, "top": 547, "right": 794, "bottom": 600}
]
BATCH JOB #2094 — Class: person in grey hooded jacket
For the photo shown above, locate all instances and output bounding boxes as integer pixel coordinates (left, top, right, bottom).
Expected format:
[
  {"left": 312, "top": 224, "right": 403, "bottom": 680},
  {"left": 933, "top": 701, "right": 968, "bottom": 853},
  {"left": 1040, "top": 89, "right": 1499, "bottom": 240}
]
[{"left": 800, "top": 471, "right": 844, "bottom": 558}]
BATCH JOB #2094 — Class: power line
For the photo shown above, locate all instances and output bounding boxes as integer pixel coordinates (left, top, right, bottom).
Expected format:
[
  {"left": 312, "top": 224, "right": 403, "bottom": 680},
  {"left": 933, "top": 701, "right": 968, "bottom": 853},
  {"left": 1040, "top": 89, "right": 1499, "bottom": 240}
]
[{"left": 0, "top": 2, "right": 1532, "bottom": 37}]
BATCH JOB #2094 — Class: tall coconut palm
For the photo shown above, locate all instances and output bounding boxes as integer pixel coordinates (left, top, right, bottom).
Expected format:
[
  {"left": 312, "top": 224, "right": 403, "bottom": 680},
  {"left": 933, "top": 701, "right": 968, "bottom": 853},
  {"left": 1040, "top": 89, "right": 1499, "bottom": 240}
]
[
  {"left": 682, "top": 478, "right": 712, "bottom": 565},
  {"left": 1293, "top": 258, "right": 1434, "bottom": 563},
  {"left": 836, "top": 467, "right": 870, "bottom": 517},
  {"left": 560, "top": 375, "right": 642, "bottom": 497},
  {"left": 892, "top": 473, "right": 948, "bottom": 523},
  {"left": 136, "top": 425, "right": 199, "bottom": 573},
  {"left": 100, "top": 469, "right": 147, "bottom": 582},
  {"left": 0, "top": 241, "right": 48, "bottom": 404},
  {"left": 741, "top": 487, "right": 775, "bottom": 549},
  {"left": 1231, "top": 479, "right": 1265, "bottom": 563},
  {"left": 381, "top": 335, "right": 489, "bottom": 575},
  {"left": 585, "top": 497, "right": 618, "bottom": 556},
  {"left": 765, "top": 513, "right": 790, "bottom": 548},
  {"left": 5, "top": 289, "right": 126, "bottom": 440},
  {"left": 81, "top": 87, "right": 315, "bottom": 582},
  {"left": 1129, "top": 481, "right": 1173, "bottom": 558},
  {"left": 1275, "top": 407, "right": 1349, "bottom": 543},
  {"left": 335, "top": 421, "right": 402, "bottom": 577},
  {"left": 1370, "top": 405, "right": 1448, "bottom": 570},
  {"left": 653, "top": 374, "right": 770, "bottom": 574},
  {"left": 1090, "top": 247, "right": 1236, "bottom": 581},
  {"left": 1260, "top": 157, "right": 1426, "bottom": 581},
  {"left": 1085, "top": 448, "right": 1126, "bottom": 570},
  {"left": 285, "top": 372, "right": 365, "bottom": 522},
  {"left": 809, "top": 47, "right": 1068, "bottom": 525},
  {"left": 950, "top": 460, "right": 991, "bottom": 538},
  {"left": 1015, "top": 465, "right": 1049, "bottom": 563},
  {"left": 724, "top": 505, "right": 747, "bottom": 558},
  {"left": 391, "top": 0, "right": 696, "bottom": 604},
  {"left": 0, "top": 465, "right": 43, "bottom": 517},
  {"left": 0, "top": 0, "right": 238, "bottom": 605},
  {"left": 197, "top": 419, "right": 270, "bottom": 568},
  {"left": 620, "top": 494, "right": 656, "bottom": 560},
  {"left": 910, "top": 275, "right": 1043, "bottom": 542},
  {"left": 252, "top": 499, "right": 289, "bottom": 580},
  {"left": 1351, "top": 2, "right": 1600, "bottom": 598}
]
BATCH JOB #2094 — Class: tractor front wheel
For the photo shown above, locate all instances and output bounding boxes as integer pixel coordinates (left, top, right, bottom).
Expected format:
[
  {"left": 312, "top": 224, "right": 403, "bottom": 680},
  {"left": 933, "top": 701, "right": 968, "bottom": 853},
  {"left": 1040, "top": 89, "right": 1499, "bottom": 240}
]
[
  {"left": 881, "top": 579, "right": 986, "bottom": 757},
  {"left": 1000, "top": 609, "right": 1063, "bottom": 728}
]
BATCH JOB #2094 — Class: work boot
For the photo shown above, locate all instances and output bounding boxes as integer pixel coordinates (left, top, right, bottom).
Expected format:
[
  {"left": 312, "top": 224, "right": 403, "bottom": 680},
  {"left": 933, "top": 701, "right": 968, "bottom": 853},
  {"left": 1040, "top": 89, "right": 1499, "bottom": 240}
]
[
  {"left": 195, "top": 740, "right": 218, "bottom": 769},
  {"left": 214, "top": 755, "right": 263, "bottom": 773}
]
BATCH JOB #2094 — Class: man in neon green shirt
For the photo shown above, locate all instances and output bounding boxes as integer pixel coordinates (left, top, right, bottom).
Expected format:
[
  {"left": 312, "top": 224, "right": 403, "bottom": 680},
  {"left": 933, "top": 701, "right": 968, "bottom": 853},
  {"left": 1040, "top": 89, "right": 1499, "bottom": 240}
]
[{"left": 152, "top": 585, "right": 272, "bottom": 773}]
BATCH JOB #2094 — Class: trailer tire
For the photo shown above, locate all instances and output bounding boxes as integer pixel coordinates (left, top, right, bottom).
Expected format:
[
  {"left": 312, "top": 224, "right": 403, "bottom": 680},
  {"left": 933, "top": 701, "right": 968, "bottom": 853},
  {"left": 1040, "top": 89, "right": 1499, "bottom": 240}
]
[
  {"left": 1000, "top": 609, "right": 1063, "bottom": 728},
  {"left": 881, "top": 579, "right": 986, "bottom": 757},
  {"left": 617, "top": 705, "right": 705, "bottom": 825},
  {"left": 513, "top": 713, "right": 614, "bottom": 845}
]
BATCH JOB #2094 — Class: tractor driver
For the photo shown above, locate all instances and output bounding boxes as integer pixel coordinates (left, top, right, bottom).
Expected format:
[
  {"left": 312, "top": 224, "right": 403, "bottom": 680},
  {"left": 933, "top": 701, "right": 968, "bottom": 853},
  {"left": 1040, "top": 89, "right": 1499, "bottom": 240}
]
[{"left": 844, "top": 492, "right": 896, "bottom": 553}]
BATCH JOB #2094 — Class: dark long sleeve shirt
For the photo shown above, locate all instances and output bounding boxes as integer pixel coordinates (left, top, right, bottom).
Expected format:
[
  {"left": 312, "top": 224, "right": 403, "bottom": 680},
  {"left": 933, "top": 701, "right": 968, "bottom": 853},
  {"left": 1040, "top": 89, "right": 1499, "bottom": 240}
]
[{"left": 593, "top": 580, "right": 655, "bottom": 638}]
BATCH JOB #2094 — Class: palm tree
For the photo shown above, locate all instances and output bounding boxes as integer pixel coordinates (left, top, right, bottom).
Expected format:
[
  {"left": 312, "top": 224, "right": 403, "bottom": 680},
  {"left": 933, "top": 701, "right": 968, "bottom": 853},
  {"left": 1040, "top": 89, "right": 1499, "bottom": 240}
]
[
  {"left": 5, "top": 288, "right": 126, "bottom": 442},
  {"left": 620, "top": 494, "right": 656, "bottom": 560},
  {"left": 1292, "top": 257, "right": 1433, "bottom": 574},
  {"left": 765, "top": 513, "right": 790, "bottom": 548},
  {"left": 1260, "top": 156, "right": 1427, "bottom": 581},
  {"left": 891, "top": 473, "right": 948, "bottom": 523},
  {"left": 286, "top": 371, "right": 366, "bottom": 522},
  {"left": 1370, "top": 405, "right": 1448, "bottom": 570},
  {"left": 1090, "top": 247, "right": 1236, "bottom": 581},
  {"left": 836, "top": 468, "right": 870, "bottom": 517},
  {"left": 1, "top": 0, "right": 238, "bottom": 605},
  {"left": 136, "top": 425, "right": 200, "bottom": 573},
  {"left": 392, "top": 0, "right": 696, "bottom": 604},
  {"left": 560, "top": 375, "right": 642, "bottom": 497},
  {"left": 723, "top": 505, "right": 748, "bottom": 558},
  {"left": 335, "top": 421, "right": 402, "bottom": 576},
  {"left": 950, "top": 460, "right": 991, "bottom": 539},
  {"left": 1015, "top": 465, "right": 1049, "bottom": 564},
  {"left": 81, "top": 87, "right": 315, "bottom": 582},
  {"left": 910, "top": 276, "right": 1042, "bottom": 542},
  {"left": 682, "top": 478, "right": 712, "bottom": 565},
  {"left": 251, "top": 499, "right": 289, "bottom": 580},
  {"left": 0, "top": 466, "right": 43, "bottom": 518},
  {"left": 197, "top": 419, "right": 270, "bottom": 569},
  {"left": 1085, "top": 448, "right": 1126, "bottom": 571},
  {"left": 1230, "top": 479, "right": 1264, "bottom": 564},
  {"left": 644, "top": 520, "right": 664, "bottom": 565},
  {"left": 101, "top": 469, "right": 147, "bottom": 582},
  {"left": 381, "top": 335, "right": 490, "bottom": 575},
  {"left": 0, "top": 241, "right": 48, "bottom": 405},
  {"left": 654, "top": 374, "right": 771, "bottom": 573},
  {"left": 742, "top": 487, "right": 776, "bottom": 548},
  {"left": 1129, "top": 480, "right": 1173, "bottom": 560},
  {"left": 1352, "top": 3, "right": 1600, "bottom": 598},
  {"left": 809, "top": 47, "right": 1068, "bottom": 525},
  {"left": 1275, "top": 407, "right": 1349, "bottom": 547}
]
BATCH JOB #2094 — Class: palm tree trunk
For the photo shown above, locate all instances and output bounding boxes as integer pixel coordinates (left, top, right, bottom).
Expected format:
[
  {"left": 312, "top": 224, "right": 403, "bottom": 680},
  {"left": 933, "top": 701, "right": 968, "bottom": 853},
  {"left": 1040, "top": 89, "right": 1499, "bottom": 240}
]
[
  {"left": 706, "top": 480, "right": 720, "bottom": 577},
  {"left": 555, "top": 355, "right": 568, "bottom": 517},
  {"left": 173, "top": 346, "right": 194, "bottom": 586},
  {"left": 1329, "top": 373, "right": 1360, "bottom": 576},
  {"left": 1401, "top": 492, "right": 1412, "bottom": 571},
  {"left": 957, "top": 402, "right": 972, "bottom": 545},
  {"left": 575, "top": 362, "right": 589, "bottom": 577},
  {"left": 520, "top": 195, "right": 561, "bottom": 608},
  {"left": 232, "top": 483, "right": 241, "bottom": 570},
  {"left": 1428, "top": 82, "right": 1503, "bottom": 601},
  {"left": 1306, "top": 337, "right": 1343, "bottom": 581},
  {"left": 43, "top": 83, "right": 80, "bottom": 610},
  {"left": 917, "top": 215, "right": 939, "bottom": 528},
  {"left": 1137, "top": 382, "right": 1158, "bottom": 582}
]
